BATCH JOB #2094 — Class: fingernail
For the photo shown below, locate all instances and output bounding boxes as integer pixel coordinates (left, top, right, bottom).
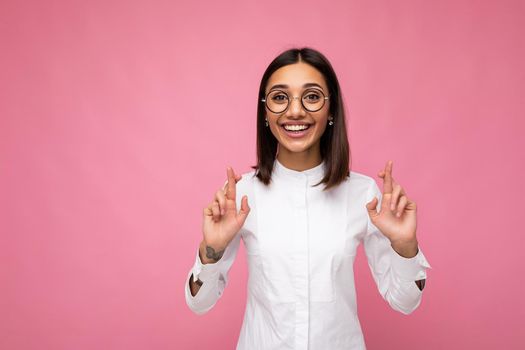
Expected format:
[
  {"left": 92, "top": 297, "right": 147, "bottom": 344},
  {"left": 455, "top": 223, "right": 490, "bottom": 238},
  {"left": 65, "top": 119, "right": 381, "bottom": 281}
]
[{"left": 397, "top": 212, "right": 401, "bottom": 217}]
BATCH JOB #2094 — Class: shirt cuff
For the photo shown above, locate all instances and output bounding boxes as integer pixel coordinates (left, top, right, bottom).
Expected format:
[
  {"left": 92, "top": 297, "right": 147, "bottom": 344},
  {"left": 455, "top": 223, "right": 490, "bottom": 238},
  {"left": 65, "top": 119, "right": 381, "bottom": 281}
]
[
  {"left": 390, "top": 244, "right": 432, "bottom": 282},
  {"left": 191, "top": 245, "right": 223, "bottom": 283}
]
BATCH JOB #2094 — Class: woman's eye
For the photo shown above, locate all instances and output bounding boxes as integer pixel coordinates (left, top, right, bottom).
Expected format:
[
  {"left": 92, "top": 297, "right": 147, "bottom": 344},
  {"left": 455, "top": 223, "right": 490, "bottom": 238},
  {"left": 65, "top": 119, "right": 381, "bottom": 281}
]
[
  {"left": 272, "top": 94, "right": 287, "bottom": 101},
  {"left": 304, "top": 93, "right": 320, "bottom": 101}
]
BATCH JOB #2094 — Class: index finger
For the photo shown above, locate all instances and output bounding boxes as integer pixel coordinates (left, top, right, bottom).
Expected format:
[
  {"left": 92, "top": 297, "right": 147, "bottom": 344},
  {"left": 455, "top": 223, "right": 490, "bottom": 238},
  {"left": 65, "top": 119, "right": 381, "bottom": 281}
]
[
  {"left": 225, "top": 166, "right": 237, "bottom": 200},
  {"left": 383, "top": 160, "right": 394, "bottom": 194}
]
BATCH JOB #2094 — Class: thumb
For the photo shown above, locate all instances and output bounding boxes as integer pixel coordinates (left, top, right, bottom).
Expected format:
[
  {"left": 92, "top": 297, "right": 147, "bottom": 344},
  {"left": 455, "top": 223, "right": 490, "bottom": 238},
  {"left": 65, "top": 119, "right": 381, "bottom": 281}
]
[
  {"left": 366, "top": 197, "right": 379, "bottom": 219},
  {"left": 236, "top": 195, "right": 251, "bottom": 224}
]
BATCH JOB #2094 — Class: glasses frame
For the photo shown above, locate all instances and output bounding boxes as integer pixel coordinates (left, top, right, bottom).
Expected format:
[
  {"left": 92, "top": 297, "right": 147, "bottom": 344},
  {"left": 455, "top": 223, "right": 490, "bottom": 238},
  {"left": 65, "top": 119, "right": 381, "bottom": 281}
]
[{"left": 261, "top": 88, "right": 330, "bottom": 114}]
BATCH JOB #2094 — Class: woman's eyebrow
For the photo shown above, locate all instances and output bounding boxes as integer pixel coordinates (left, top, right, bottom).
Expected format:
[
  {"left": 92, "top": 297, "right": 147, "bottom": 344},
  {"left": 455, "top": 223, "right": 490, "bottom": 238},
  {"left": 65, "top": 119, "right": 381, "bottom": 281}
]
[{"left": 269, "top": 82, "right": 323, "bottom": 90}]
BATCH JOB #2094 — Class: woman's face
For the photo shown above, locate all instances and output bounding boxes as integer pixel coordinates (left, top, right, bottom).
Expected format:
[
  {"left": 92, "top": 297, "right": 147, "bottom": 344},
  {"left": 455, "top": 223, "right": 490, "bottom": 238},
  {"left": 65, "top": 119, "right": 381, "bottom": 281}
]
[{"left": 264, "top": 62, "right": 331, "bottom": 164}]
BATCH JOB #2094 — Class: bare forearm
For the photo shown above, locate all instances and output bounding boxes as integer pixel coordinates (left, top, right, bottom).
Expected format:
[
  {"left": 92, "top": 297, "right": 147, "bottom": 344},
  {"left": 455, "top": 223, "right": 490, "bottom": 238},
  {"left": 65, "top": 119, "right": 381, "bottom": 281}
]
[
  {"left": 189, "top": 273, "right": 202, "bottom": 296},
  {"left": 415, "top": 279, "right": 425, "bottom": 291}
]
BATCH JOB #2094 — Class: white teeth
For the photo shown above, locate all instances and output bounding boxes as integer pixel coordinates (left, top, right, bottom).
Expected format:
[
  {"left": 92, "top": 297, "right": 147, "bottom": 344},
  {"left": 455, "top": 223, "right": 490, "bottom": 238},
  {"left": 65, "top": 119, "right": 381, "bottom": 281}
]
[{"left": 283, "top": 124, "right": 309, "bottom": 131}]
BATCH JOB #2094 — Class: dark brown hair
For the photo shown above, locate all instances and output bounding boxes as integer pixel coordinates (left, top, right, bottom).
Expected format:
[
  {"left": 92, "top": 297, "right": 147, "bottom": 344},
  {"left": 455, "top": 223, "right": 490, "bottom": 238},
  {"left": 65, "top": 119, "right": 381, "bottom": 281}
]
[{"left": 252, "top": 46, "right": 351, "bottom": 191}]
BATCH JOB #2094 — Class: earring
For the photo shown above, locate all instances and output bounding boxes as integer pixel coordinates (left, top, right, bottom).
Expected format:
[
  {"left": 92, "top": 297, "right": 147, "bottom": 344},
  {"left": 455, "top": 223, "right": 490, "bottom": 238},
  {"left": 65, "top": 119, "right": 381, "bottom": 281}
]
[
  {"left": 265, "top": 118, "right": 269, "bottom": 127},
  {"left": 328, "top": 115, "right": 334, "bottom": 126}
]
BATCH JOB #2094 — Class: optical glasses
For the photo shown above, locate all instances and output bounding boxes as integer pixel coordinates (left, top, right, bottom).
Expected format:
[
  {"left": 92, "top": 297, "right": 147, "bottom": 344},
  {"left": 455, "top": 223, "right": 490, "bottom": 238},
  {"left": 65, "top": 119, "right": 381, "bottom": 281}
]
[{"left": 261, "top": 89, "right": 330, "bottom": 114}]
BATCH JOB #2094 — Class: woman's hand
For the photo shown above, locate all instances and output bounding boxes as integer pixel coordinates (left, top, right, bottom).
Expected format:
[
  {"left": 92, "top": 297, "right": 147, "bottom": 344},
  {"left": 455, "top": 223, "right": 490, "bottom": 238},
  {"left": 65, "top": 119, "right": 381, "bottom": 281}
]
[
  {"left": 202, "top": 167, "right": 251, "bottom": 260},
  {"left": 365, "top": 160, "right": 418, "bottom": 257}
]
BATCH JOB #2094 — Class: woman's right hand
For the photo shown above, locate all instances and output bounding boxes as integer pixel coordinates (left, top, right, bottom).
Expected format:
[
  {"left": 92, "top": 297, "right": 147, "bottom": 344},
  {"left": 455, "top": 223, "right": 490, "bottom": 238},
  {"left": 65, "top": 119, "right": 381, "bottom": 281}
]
[{"left": 202, "top": 166, "right": 250, "bottom": 258}]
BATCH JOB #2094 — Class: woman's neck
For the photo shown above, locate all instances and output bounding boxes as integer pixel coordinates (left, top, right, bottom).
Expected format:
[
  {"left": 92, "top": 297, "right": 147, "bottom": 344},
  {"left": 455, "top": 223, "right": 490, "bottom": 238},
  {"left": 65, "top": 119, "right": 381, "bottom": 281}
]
[{"left": 276, "top": 147, "right": 322, "bottom": 172}]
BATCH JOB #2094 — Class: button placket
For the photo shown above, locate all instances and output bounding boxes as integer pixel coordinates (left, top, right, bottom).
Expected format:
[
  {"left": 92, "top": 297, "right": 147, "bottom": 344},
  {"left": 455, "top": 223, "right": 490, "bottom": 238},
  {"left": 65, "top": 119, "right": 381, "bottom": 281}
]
[{"left": 292, "top": 175, "right": 309, "bottom": 349}]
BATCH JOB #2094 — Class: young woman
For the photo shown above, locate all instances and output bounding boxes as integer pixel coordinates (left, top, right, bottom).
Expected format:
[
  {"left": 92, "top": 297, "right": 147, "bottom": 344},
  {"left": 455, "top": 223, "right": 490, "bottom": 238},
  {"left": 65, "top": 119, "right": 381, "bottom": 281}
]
[{"left": 185, "top": 47, "right": 431, "bottom": 349}]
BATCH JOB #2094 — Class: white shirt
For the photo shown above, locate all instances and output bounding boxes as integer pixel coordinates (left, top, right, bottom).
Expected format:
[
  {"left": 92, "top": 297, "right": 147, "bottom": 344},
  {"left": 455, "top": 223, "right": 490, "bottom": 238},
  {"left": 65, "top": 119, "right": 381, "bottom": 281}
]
[{"left": 185, "top": 159, "right": 432, "bottom": 349}]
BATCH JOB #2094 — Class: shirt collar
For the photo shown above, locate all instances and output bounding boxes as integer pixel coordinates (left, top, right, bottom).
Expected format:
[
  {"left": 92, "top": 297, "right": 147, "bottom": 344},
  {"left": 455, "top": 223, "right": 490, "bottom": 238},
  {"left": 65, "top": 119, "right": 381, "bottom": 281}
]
[{"left": 273, "top": 158, "right": 326, "bottom": 184}]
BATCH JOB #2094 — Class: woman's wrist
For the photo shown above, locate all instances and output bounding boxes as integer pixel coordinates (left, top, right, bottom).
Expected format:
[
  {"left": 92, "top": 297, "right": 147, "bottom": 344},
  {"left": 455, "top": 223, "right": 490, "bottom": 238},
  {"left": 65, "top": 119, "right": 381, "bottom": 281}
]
[
  {"left": 390, "top": 239, "right": 419, "bottom": 258},
  {"left": 199, "top": 239, "right": 228, "bottom": 264}
]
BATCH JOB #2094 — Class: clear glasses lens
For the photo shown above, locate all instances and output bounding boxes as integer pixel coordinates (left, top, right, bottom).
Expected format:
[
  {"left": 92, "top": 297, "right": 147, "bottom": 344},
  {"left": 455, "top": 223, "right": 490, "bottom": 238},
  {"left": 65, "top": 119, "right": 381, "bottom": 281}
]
[{"left": 266, "top": 89, "right": 326, "bottom": 113}]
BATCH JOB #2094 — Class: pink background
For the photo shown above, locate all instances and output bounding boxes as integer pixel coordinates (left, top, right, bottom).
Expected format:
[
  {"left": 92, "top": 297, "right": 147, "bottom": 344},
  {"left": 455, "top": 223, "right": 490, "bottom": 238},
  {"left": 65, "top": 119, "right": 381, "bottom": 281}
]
[{"left": 1, "top": 0, "right": 524, "bottom": 349}]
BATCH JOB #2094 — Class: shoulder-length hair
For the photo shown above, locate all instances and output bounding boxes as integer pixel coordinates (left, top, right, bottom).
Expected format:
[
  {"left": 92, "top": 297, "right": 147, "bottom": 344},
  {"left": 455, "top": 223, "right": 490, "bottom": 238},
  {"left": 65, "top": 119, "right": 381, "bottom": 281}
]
[{"left": 252, "top": 47, "right": 351, "bottom": 191}]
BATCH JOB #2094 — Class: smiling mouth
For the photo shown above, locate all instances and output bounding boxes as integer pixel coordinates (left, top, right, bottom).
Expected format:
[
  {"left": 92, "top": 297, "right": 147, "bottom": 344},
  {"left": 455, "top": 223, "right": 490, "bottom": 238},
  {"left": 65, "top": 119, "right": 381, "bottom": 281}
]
[{"left": 281, "top": 124, "right": 311, "bottom": 132}]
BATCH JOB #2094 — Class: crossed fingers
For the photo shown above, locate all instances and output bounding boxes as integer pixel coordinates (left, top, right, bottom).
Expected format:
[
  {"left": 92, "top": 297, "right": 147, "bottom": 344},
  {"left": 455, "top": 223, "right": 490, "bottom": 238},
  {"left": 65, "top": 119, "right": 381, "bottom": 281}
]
[
  {"left": 222, "top": 167, "right": 241, "bottom": 200},
  {"left": 208, "top": 167, "right": 241, "bottom": 222},
  {"left": 378, "top": 160, "right": 409, "bottom": 218}
]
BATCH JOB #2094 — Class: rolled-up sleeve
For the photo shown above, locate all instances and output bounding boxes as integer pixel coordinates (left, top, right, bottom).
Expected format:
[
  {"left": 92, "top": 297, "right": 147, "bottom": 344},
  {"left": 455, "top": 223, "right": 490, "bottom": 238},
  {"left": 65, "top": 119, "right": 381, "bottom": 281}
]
[
  {"left": 363, "top": 179, "right": 432, "bottom": 315},
  {"left": 184, "top": 232, "right": 242, "bottom": 315}
]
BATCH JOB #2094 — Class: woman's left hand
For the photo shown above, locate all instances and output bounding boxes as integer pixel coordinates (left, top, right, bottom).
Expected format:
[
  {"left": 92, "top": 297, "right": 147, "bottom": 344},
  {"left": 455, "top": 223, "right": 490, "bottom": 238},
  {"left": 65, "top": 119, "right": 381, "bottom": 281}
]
[{"left": 365, "top": 160, "right": 418, "bottom": 255}]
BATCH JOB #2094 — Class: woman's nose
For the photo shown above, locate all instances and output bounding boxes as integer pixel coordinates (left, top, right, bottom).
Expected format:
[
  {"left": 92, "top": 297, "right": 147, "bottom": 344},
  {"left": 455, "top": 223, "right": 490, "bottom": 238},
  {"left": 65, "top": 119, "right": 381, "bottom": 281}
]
[{"left": 288, "top": 96, "right": 306, "bottom": 115}]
